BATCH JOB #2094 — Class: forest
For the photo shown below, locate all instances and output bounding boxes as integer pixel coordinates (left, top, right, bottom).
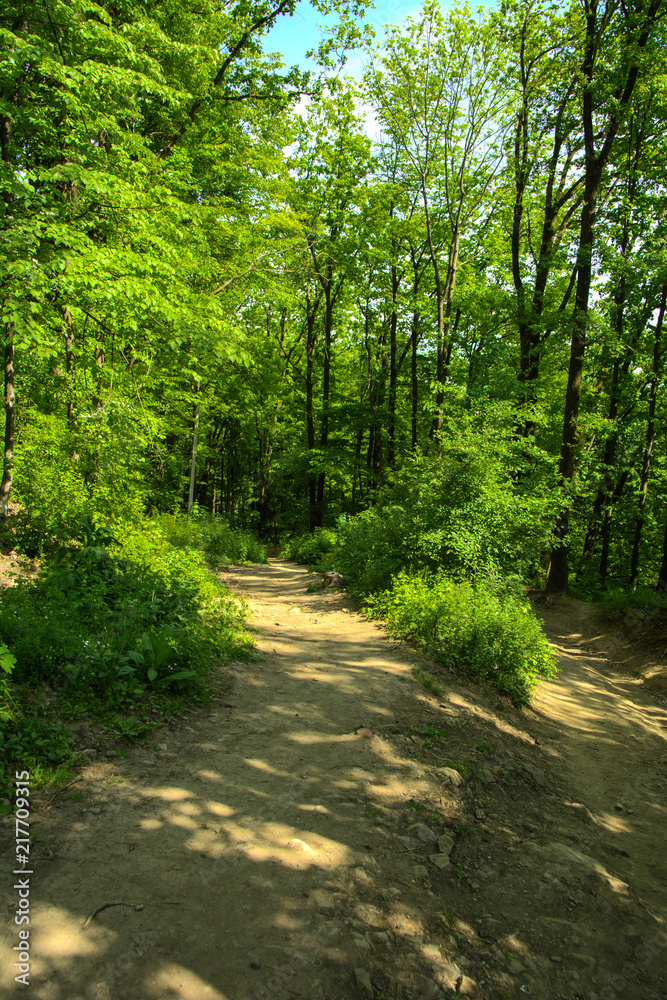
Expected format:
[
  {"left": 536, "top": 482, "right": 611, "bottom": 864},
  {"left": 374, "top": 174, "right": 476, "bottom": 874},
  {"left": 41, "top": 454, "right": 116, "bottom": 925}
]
[{"left": 1, "top": 0, "right": 667, "bottom": 794}]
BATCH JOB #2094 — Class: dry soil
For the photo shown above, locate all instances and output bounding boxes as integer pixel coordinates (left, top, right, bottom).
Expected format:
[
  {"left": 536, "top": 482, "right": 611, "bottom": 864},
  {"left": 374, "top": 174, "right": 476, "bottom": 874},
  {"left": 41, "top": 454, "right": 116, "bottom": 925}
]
[{"left": 1, "top": 559, "right": 666, "bottom": 1000}]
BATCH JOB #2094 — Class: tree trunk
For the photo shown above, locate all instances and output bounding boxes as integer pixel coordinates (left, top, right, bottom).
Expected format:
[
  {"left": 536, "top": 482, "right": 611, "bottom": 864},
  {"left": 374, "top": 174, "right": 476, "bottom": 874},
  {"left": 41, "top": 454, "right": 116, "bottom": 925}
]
[
  {"left": 64, "top": 307, "right": 76, "bottom": 426},
  {"left": 316, "top": 279, "right": 334, "bottom": 525},
  {"left": 92, "top": 329, "right": 105, "bottom": 411},
  {"left": 629, "top": 284, "right": 666, "bottom": 589},
  {"left": 306, "top": 295, "right": 318, "bottom": 531},
  {"left": 187, "top": 399, "right": 200, "bottom": 513},
  {"left": 656, "top": 522, "right": 667, "bottom": 593},
  {"left": 546, "top": 0, "right": 658, "bottom": 592},
  {"left": 0, "top": 322, "right": 15, "bottom": 518},
  {"left": 387, "top": 260, "right": 399, "bottom": 468}
]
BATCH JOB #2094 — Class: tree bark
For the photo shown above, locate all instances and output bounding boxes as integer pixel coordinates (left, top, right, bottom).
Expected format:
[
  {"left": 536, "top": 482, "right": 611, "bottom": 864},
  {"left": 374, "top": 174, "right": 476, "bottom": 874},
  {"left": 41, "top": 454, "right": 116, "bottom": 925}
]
[
  {"left": 0, "top": 322, "right": 15, "bottom": 518},
  {"left": 546, "top": 0, "right": 661, "bottom": 593},
  {"left": 187, "top": 397, "right": 200, "bottom": 513},
  {"left": 629, "top": 284, "right": 666, "bottom": 588}
]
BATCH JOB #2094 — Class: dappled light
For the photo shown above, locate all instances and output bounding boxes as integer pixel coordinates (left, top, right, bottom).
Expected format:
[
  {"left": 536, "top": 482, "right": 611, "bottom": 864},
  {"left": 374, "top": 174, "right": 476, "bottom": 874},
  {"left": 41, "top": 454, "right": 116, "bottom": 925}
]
[{"left": 2, "top": 560, "right": 667, "bottom": 1000}]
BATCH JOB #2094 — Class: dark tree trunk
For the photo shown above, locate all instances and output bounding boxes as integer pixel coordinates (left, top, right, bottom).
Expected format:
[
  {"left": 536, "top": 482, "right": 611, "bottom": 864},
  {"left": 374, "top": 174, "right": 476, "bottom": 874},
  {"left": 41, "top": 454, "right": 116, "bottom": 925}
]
[
  {"left": 546, "top": 0, "right": 659, "bottom": 592},
  {"left": 387, "top": 261, "right": 399, "bottom": 468},
  {"left": 656, "top": 523, "right": 667, "bottom": 593},
  {"left": 0, "top": 323, "right": 15, "bottom": 518},
  {"left": 411, "top": 307, "right": 419, "bottom": 453},
  {"left": 629, "top": 285, "right": 666, "bottom": 588},
  {"left": 305, "top": 291, "right": 319, "bottom": 531}
]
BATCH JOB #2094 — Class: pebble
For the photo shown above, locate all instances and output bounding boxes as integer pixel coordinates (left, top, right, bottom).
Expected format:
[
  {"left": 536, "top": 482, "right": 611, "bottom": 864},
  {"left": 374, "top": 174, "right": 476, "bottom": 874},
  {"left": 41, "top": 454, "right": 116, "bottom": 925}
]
[
  {"left": 408, "top": 823, "right": 438, "bottom": 844},
  {"left": 354, "top": 967, "right": 374, "bottom": 997},
  {"left": 352, "top": 935, "right": 371, "bottom": 951},
  {"left": 435, "top": 766, "right": 464, "bottom": 787},
  {"left": 429, "top": 854, "right": 451, "bottom": 870},
  {"left": 437, "top": 834, "right": 455, "bottom": 855},
  {"left": 415, "top": 976, "right": 440, "bottom": 999},
  {"left": 573, "top": 953, "right": 596, "bottom": 968}
]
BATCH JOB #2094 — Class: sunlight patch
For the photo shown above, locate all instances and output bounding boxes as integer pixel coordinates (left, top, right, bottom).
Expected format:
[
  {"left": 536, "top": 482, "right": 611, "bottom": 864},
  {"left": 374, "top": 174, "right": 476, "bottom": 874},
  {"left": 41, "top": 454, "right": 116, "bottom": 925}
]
[{"left": 151, "top": 964, "right": 228, "bottom": 999}]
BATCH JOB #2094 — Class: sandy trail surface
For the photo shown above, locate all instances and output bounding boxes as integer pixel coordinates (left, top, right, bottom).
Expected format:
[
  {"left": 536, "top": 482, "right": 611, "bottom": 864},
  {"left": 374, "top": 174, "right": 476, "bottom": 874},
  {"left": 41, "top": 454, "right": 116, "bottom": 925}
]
[{"left": 1, "top": 561, "right": 666, "bottom": 1000}]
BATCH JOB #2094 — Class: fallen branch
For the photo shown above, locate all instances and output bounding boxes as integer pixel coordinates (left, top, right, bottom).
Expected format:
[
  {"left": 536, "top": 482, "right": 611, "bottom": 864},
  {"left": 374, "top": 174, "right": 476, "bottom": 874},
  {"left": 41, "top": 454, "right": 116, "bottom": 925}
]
[{"left": 82, "top": 901, "right": 144, "bottom": 929}]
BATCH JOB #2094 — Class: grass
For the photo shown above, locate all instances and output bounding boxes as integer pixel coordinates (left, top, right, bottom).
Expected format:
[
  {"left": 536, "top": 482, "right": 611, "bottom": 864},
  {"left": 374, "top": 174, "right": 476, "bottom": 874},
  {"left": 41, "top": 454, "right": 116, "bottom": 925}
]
[{"left": 411, "top": 665, "right": 442, "bottom": 696}]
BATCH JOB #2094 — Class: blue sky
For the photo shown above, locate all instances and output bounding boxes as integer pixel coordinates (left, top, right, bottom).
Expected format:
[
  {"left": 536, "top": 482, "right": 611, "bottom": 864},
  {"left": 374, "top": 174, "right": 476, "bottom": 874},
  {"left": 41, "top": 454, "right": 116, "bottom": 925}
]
[{"left": 263, "top": 1, "right": 428, "bottom": 72}]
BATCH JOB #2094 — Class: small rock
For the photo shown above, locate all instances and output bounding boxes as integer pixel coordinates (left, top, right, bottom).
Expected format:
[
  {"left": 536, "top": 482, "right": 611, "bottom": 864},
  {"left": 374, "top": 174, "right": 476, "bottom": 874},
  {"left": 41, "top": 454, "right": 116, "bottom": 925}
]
[
  {"left": 412, "top": 864, "right": 429, "bottom": 878},
  {"left": 396, "top": 835, "right": 419, "bottom": 850},
  {"left": 415, "top": 976, "right": 440, "bottom": 999},
  {"left": 408, "top": 823, "right": 438, "bottom": 844},
  {"left": 437, "top": 834, "right": 455, "bottom": 855},
  {"left": 573, "top": 953, "right": 596, "bottom": 969},
  {"left": 435, "top": 767, "right": 464, "bottom": 787},
  {"left": 354, "top": 966, "right": 374, "bottom": 997},
  {"left": 550, "top": 955, "right": 562, "bottom": 963},
  {"left": 429, "top": 854, "right": 451, "bottom": 870},
  {"left": 356, "top": 728, "right": 373, "bottom": 738},
  {"left": 522, "top": 763, "right": 546, "bottom": 786},
  {"left": 352, "top": 934, "right": 371, "bottom": 951},
  {"left": 372, "top": 931, "right": 390, "bottom": 944},
  {"left": 475, "top": 809, "right": 485, "bottom": 820},
  {"left": 480, "top": 768, "right": 495, "bottom": 784},
  {"left": 249, "top": 959, "right": 262, "bottom": 969},
  {"left": 422, "top": 944, "right": 442, "bottom": 961},
  {"left": 458, "top": 975, "right": 482, "bottom": 997},
  {"left": 508, "top": 959, "right": 524, "bottom": 974}
]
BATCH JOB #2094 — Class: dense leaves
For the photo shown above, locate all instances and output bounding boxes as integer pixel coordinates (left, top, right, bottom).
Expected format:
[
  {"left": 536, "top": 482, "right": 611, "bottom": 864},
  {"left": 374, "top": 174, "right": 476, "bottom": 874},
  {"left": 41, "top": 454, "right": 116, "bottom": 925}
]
[{"left": 2, "top": 0, "right": 667, "bottom": 783}]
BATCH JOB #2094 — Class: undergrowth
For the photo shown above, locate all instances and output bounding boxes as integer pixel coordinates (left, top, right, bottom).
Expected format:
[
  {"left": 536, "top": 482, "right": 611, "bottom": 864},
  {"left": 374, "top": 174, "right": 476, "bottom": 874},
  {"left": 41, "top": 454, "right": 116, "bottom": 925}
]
[
  {"left": 282, "top": 528, "right": 336, "bottom": 570},
  {"left": 367, "top": 572, "right": 555, "bottom": 706},
  {"left": 0, "top": 513, "right": 260, "bottom": 806}
]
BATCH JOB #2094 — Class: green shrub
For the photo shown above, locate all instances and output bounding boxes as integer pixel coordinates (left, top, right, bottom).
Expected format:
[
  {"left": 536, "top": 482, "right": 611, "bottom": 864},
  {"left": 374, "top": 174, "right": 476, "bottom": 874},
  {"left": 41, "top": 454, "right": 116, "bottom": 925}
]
[
  {"left": 13, "top": 408, "right": 148, "bottom": 556},
  {"left": 157, "top": 510, "right": 267, "bottom": 564},
  {"left": 368, "top": 572, "right": 555, "bottom": 707},
  {"left": 282, "top": 528, "right": 337, "bottom": 569},
  {"left": 0, "top": 516, "right": 250, "bottom": 695},
  {"left": 335, "top": 448, "right": 557, "bottom": 596}
]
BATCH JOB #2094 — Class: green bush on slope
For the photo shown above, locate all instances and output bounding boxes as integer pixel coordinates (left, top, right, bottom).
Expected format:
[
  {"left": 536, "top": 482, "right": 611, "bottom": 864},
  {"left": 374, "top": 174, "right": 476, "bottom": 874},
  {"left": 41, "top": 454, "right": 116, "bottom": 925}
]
[{"left": 367, "top": 573, "right": 555, "bottom": 707}]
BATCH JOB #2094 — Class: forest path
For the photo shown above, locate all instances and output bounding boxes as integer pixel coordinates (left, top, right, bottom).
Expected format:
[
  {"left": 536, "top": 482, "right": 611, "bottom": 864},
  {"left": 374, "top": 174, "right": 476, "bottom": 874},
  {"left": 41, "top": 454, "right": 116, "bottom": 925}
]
[{"left": 1, "top": 560, "right": 666, "bottom": 1000}]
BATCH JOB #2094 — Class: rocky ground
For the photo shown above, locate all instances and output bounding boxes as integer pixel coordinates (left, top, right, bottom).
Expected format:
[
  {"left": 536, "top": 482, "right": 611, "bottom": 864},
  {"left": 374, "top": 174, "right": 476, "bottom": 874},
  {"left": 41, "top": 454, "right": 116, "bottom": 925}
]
[{"left": 1, "top": 559, "right": 666, "bottom": 1000}]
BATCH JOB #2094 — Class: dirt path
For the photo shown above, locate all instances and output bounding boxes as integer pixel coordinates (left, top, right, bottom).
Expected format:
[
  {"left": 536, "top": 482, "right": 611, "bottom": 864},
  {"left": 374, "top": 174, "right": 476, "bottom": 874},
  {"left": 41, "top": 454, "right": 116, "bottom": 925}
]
[{"left": 1, "top": 561, "right": 666, "bottom": 1000}]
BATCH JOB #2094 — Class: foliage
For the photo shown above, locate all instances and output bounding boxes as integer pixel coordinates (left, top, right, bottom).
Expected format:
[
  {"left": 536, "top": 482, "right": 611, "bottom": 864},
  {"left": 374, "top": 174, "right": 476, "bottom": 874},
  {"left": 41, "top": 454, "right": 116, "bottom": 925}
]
[
  {"left": 282, "top": 528, "right": 337, "bottom": 568},
  {"left": 335, "top": 428, "right": 558, "bottom": 596},
  {"left": 0, "top": 513, "right": 249, "bottom": 714},
  {"left": 157, "top": 509, "right": 267, "bottom": 565},
  {"left": 0, "top": 513, "right": 254, "bottom": 798},
  {"left": 11, "top": 409, "right": 149, "bottom": 557},
  {"left": 368, "top": 572, "right": 555, "bottom": 707}
]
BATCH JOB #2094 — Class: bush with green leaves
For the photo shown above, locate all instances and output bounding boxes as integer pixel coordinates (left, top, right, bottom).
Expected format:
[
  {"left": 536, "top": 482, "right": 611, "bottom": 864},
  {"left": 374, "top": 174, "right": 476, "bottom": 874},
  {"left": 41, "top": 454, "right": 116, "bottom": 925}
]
[
  {"left": 0, "top": 517, "right": 250, "bottom": 701},
  {"left": 367, "top": 572, "right": 555, "bottom": 706},
  {"left": 12, "top": 408, "right": 149, "bottom": 556},
  {"left": 334, "top": 429, "right": 558, "bottom": 596},
  {"left": 282, "top": 528, "right": 337, "bottom": 569},
  {"left": 157, "top": 509, "right": 267, "bottom": 564}
]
